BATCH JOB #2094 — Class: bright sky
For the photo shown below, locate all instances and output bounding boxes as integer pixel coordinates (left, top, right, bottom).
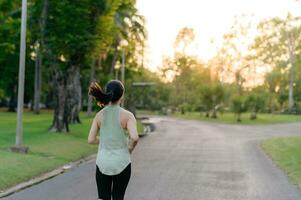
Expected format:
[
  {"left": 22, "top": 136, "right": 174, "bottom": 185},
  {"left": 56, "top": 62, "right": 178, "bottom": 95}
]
[{"left": 137, "top": 0, "right": 301, "bottom": 71}]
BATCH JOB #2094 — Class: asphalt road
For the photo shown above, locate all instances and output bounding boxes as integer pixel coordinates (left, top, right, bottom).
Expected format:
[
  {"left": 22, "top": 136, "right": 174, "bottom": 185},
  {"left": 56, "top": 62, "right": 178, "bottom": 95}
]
[{"left": 6, "top": 116, "right": 301, "bottom": 200}]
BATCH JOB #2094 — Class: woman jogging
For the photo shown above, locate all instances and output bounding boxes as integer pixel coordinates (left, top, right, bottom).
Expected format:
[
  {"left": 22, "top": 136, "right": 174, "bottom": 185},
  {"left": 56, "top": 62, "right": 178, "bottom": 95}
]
[{"left": 88, "top": 80, "right": 139, "bottom": 200}]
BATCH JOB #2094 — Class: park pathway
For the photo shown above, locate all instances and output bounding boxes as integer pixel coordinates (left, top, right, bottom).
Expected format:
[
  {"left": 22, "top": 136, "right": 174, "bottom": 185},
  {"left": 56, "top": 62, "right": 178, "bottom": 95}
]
[{"left": 6, "top": 116, "right": 301, "bottom": 200}]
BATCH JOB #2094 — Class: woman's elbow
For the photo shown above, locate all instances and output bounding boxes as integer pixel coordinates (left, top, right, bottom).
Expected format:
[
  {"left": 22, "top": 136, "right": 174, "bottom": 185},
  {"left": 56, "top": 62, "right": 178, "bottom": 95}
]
[
  {"left": 88, "top": 138, "right": 95, "bottom": 144},
  {"left": 132, "top": 136, "right": 139, "bottom": 143}
]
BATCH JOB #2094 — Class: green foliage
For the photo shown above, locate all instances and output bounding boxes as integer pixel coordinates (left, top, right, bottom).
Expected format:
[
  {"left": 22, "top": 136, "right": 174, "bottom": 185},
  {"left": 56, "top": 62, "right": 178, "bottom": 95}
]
[
  {"left": 42, "top": 0, "right": 105, "bottom": 69},
  {"left": 125, "top": 67, "right": 169, "bottom": 111},
  {"left": 251, "top": 15, "right": 301, "bottom": 113},
  {"left": 0, "top": 0, "right": 21, "bottom": 96},
  {"left": 245, "top": 92, "right": 266, "bottom": 119},
  {"left": 199, "top": 83, "right": 225, "bottom": 118},
  {"left": 245, "top": 92, "right": 266, "bottom": 112},
  {"left": 0, "top": 0, "right": 35, "bottom": 105}
]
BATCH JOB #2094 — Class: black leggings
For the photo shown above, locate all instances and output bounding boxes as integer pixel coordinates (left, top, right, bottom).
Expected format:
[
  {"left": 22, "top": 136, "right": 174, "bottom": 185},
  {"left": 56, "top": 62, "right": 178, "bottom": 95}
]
[{"left": 96, "top": 164, "right": 131, "bottom": 200}]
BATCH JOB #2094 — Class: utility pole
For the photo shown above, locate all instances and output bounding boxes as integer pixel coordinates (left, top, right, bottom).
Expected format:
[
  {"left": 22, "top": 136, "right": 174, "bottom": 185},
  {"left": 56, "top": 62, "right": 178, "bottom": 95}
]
[
  {"left": 11, "top": 0, "right": 29, "bottom": 153},
  {"left": 120, "top": 39, "right": 128, "bottom": 85},
  {"left": 121, "top": 49, "right": 125, "bottom": 86},
  {"left": 288, "top": 32, "right": 295, "bottom": 111},
  {"left": 119, "top": 39, "right": 128, "bottom": 107}
]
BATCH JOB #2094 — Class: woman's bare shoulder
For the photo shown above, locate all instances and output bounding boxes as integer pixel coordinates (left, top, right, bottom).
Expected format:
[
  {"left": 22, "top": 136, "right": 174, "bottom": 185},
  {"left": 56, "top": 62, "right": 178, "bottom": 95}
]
[
  {"left": 96, "top": 109, "right": 105, "bottom": 116},
  {"left": 120, "top": 107, "right": 135, "bottom": 118},
  {"left": 94, "top": 109, "right": 105, "bottom": 122}
]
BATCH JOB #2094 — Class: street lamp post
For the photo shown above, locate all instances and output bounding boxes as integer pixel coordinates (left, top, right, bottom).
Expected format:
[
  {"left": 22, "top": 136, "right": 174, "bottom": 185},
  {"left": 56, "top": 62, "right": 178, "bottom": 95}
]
[
  {"left": 121, "top": 49, "right": 125, "bottom": 85},
  {"left": 119, "top": 39, "right": 128, "bottom": 84},
  {"left": 11, "top": 0, "right": 29, "bottom": 153},
  {"left": 119, "top": 39, "right": 128, "bottom": 107},
  {"left": 115, "top": 61, "right": 121, "bottom": 80}
]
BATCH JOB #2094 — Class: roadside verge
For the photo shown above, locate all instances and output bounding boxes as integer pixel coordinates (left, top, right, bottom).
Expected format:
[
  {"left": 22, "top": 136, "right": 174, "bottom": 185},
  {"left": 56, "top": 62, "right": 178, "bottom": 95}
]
[{"left": 0, "top": 154, "right": 96, "bottom": 198}]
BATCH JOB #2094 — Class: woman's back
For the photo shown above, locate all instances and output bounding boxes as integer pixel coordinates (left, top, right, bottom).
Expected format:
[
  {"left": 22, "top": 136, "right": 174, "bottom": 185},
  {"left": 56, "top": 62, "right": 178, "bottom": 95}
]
[
  {"left": 100, "top": 105, "right": 128, "bottom": 149},
  {"left": 96, "top": 104, "right": 131, "bottom": 175}
]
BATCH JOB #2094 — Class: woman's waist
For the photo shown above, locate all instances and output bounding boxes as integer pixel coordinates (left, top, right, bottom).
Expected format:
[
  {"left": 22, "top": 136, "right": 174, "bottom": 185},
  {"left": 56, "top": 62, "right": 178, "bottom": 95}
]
[
  {"left": 98, "top": 147, "right": 130, "bottom": 155},
  {"left": 97, "top": 148, "right": 130, "bottom": 164}
]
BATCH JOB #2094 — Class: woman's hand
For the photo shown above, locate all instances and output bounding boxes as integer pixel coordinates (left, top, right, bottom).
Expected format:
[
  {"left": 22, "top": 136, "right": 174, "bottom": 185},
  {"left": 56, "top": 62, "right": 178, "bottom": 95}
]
[
  {"left": 88, "top": 113, "right": 100, "bottom": 144},
  {"left": 127, "top": 113, "right": 139, "bottom": 153}
]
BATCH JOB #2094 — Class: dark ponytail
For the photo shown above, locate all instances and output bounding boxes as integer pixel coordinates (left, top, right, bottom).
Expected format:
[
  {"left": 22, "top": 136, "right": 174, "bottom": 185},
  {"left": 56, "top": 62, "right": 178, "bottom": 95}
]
[
  {"left": 88, "top": 81, "right": 113, "bottom": 106},
  {"left": 88, "top": 80, "right": 124, "bottom": 106}
]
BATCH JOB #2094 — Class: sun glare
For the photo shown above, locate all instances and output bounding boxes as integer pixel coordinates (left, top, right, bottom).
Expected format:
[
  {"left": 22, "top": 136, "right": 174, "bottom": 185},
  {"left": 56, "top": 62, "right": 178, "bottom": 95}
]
[{"left": 137, "top": 0, "right": 301, "bottom": 72}]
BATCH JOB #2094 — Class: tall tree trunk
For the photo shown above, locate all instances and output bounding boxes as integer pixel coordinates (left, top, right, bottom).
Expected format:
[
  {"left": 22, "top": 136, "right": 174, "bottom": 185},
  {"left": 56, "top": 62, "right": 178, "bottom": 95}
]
[
  {"left": 109, "top": 46, "right": 118, "bottom": 78},
  {"left": 288, "top": 33, "right": 295, "bottom": 112},
  {"left": 288, "top": 60, "right": 294, "bottom": 112},
  {"left": 33, "top": 0, "right": 48, "bottom": 114},
  {"left": 211, "top": 108, "right": 217, "bottom": 118},
  {"left": 250, "top": 106, "right": 257, "bottom": 120},
  {"left": 33, "top": 47, "right": 42, "bottom": 114},
  {"left": 236, "top": 113, "right": 241, "bottom": 122},
  {"left": 87, "top": 59, "right": 96, "bottom": 117},
  {"left": 49, "top": 65, "right": 81, "bottom": 131},
  {"left": 49, "top": 61, "right": 84, "bottom": 129},
  {"left": 270, "top": 94, "right": 275, "bottom": 113},
  {"left": 68, "top": 65, "right": 82, "bottom": 124},
  {"left": 49, "top": 68, "right": 69, "bottom": 132}
]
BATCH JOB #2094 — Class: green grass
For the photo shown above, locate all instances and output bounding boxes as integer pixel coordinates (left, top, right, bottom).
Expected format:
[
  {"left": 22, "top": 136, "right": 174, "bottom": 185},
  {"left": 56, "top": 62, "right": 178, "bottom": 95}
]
[
  {"left": 136, "top": 110, "right": 301, "bottom": 125},
  {"left": 0, "top": 111, "right": 97, "bottom": 191},
  {"left": 261, "top": 137, "right": 301, "bottom": 189},
  {"left": 136, "top": 109, "right": 160, "bottom": 116},
  {"left": 137, "top": 121, "right": 144, "bottom": 135},
  {"left": 0, "top": 110, "right": 144, "bottom": 191},
  {"left": 172, "top": 112, "right": 301, "bottom": 125}
]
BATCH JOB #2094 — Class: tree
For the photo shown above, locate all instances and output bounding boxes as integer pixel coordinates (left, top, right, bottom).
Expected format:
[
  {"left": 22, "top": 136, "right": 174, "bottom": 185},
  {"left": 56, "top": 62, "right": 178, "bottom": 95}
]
[
  {"left": 86, "top": 0, "right": 146, "bottom": 116},
  {"left": 231, "top": 95, "right": 246, "bottom": 122},
  {"left": 245, "top": 92, "right": 266, "bottom": 120},
  {"left": 200, "top": 83, "right": 225, "bottom": 118},
  {"left": 174, "top": 27, "right": 195, "bottom": 55},
  {"left": 42, "top": 0, "right": 118, "bottom": 132},
  {"left": 264, "top": 69, "right": 283, "bottom": 113},
  {"left": 211, "top": 15, "right": 254, "bottom": 88},
  {"left": 31, "top": 0, "right": 48, "bottom": 114},
  {"left": 251, "top": 15, "right": 301, "bottom": 112},
  {"left": 160, "top": 27, "right": 205, "bottom": 112}
]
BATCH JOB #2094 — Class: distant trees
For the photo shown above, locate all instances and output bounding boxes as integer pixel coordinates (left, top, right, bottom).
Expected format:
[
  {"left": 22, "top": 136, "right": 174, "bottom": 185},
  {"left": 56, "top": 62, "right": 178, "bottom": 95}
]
[
  {"left": 200, "top": 83, "right": 225, "bottom": 118},
  {"left": 245, "top": 92, "right": 266, "bottom": 120},
  {"left": 158, "top": 13, "right": 301, "bottom": 122},
  {"left": 251, "top": 15, "right": 301, "bottom": 113}
]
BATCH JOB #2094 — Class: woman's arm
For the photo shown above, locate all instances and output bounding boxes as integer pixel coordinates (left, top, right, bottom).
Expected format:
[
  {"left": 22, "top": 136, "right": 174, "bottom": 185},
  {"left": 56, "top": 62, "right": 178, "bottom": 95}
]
[
  {"left": 88, "top": 114, "right": 100, "bottom": 144},
  {"left": 127, "top": 113, "right": 139, "bottom": 153}
]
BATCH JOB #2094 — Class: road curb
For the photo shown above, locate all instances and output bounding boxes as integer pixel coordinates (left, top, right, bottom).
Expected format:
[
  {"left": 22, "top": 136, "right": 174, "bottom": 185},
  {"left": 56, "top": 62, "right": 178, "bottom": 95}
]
[
  {"left": 139, "top": 116, "right": 160, "bottom": 135},
  {"left": 0, "top": 154, "right": 96, "bottom": 198}
]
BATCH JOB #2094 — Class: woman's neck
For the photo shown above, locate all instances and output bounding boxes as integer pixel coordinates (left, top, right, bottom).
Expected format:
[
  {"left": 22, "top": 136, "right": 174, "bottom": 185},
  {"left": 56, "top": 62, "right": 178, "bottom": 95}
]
[{"left": 108, "top": 102, "right": 120, "bottom": 106}]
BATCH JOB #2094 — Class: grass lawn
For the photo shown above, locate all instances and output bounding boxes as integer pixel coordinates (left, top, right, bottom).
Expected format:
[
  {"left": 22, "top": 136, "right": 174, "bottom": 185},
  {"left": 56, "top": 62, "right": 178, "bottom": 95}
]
[
  {"left": 0, "top": 110, "right": 144, "bottom": 191},
  {"left": 137, "top": 121, "right": 144, "bottom": 135},
  {"left": 173, "top": 112, "right": 301, "bottom": 125},
  {"left": 165, "top": 111, "right": 301, "bottom": 125},
  {"left": 261, "top": 137, "right": 301, "bottom": 189}
]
